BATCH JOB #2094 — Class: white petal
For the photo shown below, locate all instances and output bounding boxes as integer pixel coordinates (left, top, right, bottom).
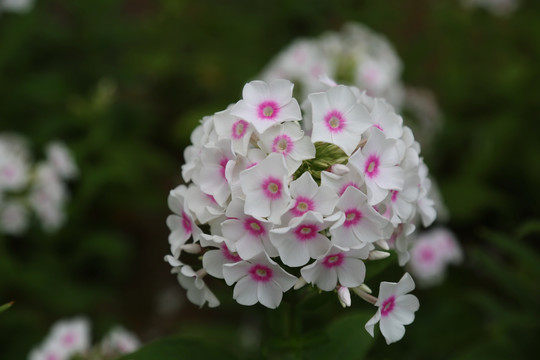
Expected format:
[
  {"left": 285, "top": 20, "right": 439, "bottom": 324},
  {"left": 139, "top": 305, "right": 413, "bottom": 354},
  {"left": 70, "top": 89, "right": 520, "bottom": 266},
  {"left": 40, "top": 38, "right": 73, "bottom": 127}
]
[
  {"left": 364, "top": 310, "right": 381, "bottom": 337},
  {"left": 380, "top": 317, "right": 406, "bottom": 345},
  {"left": 234, "top": 277, "right": 259, "bottom": 306},
  {"left": 337, "top": 258, "right": 365, "bottom": 288},
  {"left": 258, "top": 281, "right": 283, "bottom": 309},
  {"left": 223, "top": 262, "right": 250, "bottom": 285}
]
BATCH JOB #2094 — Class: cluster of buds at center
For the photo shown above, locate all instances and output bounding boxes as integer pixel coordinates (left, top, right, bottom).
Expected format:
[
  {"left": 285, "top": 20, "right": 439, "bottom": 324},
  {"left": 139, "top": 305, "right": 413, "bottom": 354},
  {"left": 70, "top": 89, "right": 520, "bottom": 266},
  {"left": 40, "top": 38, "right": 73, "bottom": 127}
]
[{"left": 166, "top": 79, "right": 436, "bottom": 344}]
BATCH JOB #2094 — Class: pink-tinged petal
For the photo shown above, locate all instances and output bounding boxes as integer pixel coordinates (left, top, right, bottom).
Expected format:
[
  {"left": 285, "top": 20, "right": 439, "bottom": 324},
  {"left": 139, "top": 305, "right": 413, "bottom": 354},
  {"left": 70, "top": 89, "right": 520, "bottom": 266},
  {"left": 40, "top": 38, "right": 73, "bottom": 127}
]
[
  {"left": 336, "top": 258, "right": 366, "bottom": 288},
  {"left": 376, "top": 282, "right": 397, "bottom": 306},
  {"left": 392, "top": 295, "right": 419, "bottom": 325},
  {"left": 365, "top": 310, "right": 381, "bottom": 337},
  {"left": 243, "top": 80, "right": 270, "bottom": 104},
  {"left": 379, "top": 318, "right": 406, "bottom": 345},
  {"left": 233, "top": 277, "right": 259, "bottom": 306},
  {"left": 395, "top": 273, "right": 416, "bottom": 296},
  {"left": 223, "top": 262, "right": 251, "bottom": 285},
  {"left": 257, "top": 281, "right": 283, "bottom": 309}
]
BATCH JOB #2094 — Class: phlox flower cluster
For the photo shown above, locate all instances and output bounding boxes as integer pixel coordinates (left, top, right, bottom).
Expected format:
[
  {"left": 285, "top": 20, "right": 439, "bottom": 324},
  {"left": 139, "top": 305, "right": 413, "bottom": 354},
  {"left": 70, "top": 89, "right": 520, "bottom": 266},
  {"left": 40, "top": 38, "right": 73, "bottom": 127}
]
[
  {"left": 28, "top": 317, "right": 140, "bottom": 360},
  {"left": 0, "top": 134, "right": 77, "bottom": 235},
  {"left": 166, "top": 78, "right": 439, "bottom": 344},
  {"left": 260, "top": 23, "right": 405, "bottom": 113},
  {"left": 259, "top": 23, "right": 443, "bottom": 146},
  {"left": 407, "top": 227, "right": 462, "bottom": 287}
]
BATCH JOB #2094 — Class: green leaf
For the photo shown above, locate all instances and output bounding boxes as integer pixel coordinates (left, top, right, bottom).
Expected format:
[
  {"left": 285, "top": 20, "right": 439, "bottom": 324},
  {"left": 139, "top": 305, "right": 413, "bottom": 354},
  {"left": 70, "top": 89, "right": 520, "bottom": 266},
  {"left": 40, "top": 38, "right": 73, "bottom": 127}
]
[
  {"left": 307, "top": 311, "right": 375, "bottom": 360},
  {"left": 116, "top": 337, "right": 238, "bottom": 360},
  {"left": 0, "top": 302, "right": 14, "bottom": 313}
]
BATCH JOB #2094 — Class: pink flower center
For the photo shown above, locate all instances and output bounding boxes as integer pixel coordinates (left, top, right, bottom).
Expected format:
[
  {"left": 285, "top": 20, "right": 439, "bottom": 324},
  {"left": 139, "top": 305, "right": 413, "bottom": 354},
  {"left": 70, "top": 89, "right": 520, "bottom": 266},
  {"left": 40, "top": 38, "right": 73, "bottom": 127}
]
[
  {"left": 249, "top": 264, "right": 273, "bottom": 282},
  {"left": 364, "top": 154, "right": 380, "bottom": 179},
  {"left": 272, "top": 134, "right": 294, "bottom": 155},
  {"left": 420, "top": 247, "right": 435, "bottom": 263},
  {"left": 258, "top": 101, "right": 280, "bottom": 120},
  {"left": 338, "top": 181, "right": 360, "bottom": 197},
  {"left": 231, "top": 119, "right": 249, "bottom": 139},
  {"left": 391, "top": 190, "right": 399, "bottom": 202},
  {"left": 381, "top": 296, "right": 395, "bottom": 317},
  {"left": 243, "top": 217, "right": 266, "bottom": 237},
  {"left": 181, "top": 211, "right": 192, "bottom": 235},
  {"left": 324, "top": 110, "right": 345, "bottom": 133},
  {"left": 344, "top": 208, "right": 362, "bottom": 228},
  {"left": 261, "top": 176, "right": 283, "bottom": 200},
  {"left": 219, "top": 157, "right": 229, "bottom": 179},
  {"left": 46, "top": 353, "right": 59, "bottom": 360},
  {"left": 293, "top": 224, "right": 319, "bottom": 241},
  {"left": 322, "top": 252, "right": 344, "bottom": 268},
  {"left": 2, "top": 166, "right": 15, "bottom": 179},
  {"left": 221, "top": 243, "right": 242, "bottom": 262},
  {"left": 62, "top": 332, "right": 75, "bottom": 345},
  {"left": 291, "top": 196, "right": 314, "bottom": 217},
  {"left": 373, "top": 124, "right": 383, "bottom": 131}
]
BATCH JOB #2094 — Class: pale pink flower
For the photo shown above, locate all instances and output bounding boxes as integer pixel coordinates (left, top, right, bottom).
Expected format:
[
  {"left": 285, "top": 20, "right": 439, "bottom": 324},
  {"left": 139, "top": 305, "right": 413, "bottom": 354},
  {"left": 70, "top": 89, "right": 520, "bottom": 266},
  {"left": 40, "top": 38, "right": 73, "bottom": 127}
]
[
  {"left": 29, "top": 317, "right": 90, "bottom": 360},
  {"left": 231, "top": 79, "right": 302, "bottom": 134},
  {"left": 213, "top": 107, "right": 255, "bottom": 156},
  {"left": 309, "top": 85, "right": 371, "bottom": 155},
  {"left": 45, "top": 141, "right": 78, "bottom": 180},
  {"left": 223, "top": 254, "right": 297, "bottom": 309},
  {"left": 202, "top": 240, "right": 243, "bottom": 279},
  {"left": 101, "top": 326, "right": 140, "bottom": 355},
  {"left": 198, "top": 139, "right": 236, "bottom": 206},
  {"left": 285, "top": 172, "right": 338, "bottom": 221},
  {"left": 365, "top": 273, "right": 419, "bottom": 344},
  {"left": 167, "top": 186, "right": 202, "bottom": 258},
  {"left": 367, "top": 99, "right": 403, "bottom": 139}
]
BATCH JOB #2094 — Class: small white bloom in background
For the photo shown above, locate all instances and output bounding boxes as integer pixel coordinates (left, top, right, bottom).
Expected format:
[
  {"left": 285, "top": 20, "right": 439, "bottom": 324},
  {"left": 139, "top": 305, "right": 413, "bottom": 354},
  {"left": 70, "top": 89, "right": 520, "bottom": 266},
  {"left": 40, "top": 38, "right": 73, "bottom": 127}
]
[
  {"left": 365, "top": 273, "right": 419, "bottom": 344},
  {"left": 101, "top": 326, "right": 140, "bottom": 355},
  {"left": 0, "top": 136, "right": 29, "bottom": 192},
  {"left": 223, "top": 254, "right": 297, "bottom": 309},
  {"left": 231, "top": 79, "right": 302, "bottom": 134},
  {"left": 28, "top": 317, "right": 90, "bottom": 360},
  {"left": 462, "top": 0, "right": 519, "bottom": 16},
  {"left": 168, "top": 257, "right": 220, "bottom": 308},
  {"left": 0, "top": 199, "right": 29, "bottom": 235},
  {"left": 408, "top": 227, "right": 462, "bottom": 287},
  {"left": 337, "top": 286, "right": 352, "bottom": 308},
  {"left": 0, "top": 0, "right": 34, "bottom": 13},
  {"left": 46, "top": 142, "right": 78, "bottom": 180}
]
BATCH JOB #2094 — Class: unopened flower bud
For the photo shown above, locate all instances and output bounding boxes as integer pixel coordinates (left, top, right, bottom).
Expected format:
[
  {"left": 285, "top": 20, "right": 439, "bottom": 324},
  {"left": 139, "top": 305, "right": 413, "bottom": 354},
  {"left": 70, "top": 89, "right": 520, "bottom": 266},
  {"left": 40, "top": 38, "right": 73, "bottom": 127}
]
[
  {"left": 294, "top": 277, "right": 307, "bottom": 290},
  {"left": 337, "top": 286, "right": 351, "bottom": 308},
  {"left": 329, "top": 164, "right": 350, "bottom": 175},
  {"left": 368, "top": 250, "right": 391, "bottom": 261}
]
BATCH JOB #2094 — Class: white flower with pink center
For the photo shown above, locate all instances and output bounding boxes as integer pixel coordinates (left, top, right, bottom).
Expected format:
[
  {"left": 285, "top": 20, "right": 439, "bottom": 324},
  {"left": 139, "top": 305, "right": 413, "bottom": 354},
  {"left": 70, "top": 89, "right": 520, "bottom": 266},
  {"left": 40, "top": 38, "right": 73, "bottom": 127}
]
[
  {"left": 167, "top": 186, "right": 202, "bottom": 258},
  {"left": 220, "top": 198, "right": 277, "bottom": 259},
  {"left": 286, "top": 172, "right": 338, "bottom": 221},
  {"left": 0, "top": 199, "right": 29, "bottom": 235},
  {"left": 239, "top": 153, "right": 291, "bottom": 224},
  {"left": 365, "top": 273, "right": 419, "bottom": 344},
  {"left": 309, "top": 85, "right": 371, "bottom": 156},
  {"left": 231, "top": 79, "right": 302, "bottom": 134},
  {"left": 349, "top": 128, "right": 404, "bottom": 205},
  {"left": 270, "top": 211, "right": 332, "bottom": 267},
  {"left": 0, "top": 140, "right": 29, "bottom": 191},
  {"left": 258, "top": 122, "right": 315, "bottom": 174},
  {"left": 223, "top": 254, "right": 297, "bottom": 309},
  {"left": 29, "top": 317, "right": 90, "bottom": 360},
  {"left": 213, "top": 108, "right": 255, "bottom": 156},
  {"left": 330, "top": 187, "right": 391, "bottom": 249},
  {"left": 386, "top": 167, "right": 420, "bottom": 226},
  {"left": 301, "top": 245, "right": 371, "bottom": 291}
]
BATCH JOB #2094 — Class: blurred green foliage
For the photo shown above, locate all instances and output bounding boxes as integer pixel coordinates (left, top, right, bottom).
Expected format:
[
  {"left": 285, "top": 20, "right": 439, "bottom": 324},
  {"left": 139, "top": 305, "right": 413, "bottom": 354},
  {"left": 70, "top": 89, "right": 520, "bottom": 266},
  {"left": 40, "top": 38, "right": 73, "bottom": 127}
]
[{"left": 1, "top": 0, "right": 539, "bottom": 359}]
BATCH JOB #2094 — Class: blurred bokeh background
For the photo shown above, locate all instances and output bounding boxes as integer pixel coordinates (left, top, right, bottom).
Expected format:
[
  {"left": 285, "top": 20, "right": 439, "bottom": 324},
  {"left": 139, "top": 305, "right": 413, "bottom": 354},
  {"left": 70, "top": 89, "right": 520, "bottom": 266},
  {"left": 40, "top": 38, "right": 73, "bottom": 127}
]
[{"left": 1, "top": 0, "right": 539, "bottom": 359}]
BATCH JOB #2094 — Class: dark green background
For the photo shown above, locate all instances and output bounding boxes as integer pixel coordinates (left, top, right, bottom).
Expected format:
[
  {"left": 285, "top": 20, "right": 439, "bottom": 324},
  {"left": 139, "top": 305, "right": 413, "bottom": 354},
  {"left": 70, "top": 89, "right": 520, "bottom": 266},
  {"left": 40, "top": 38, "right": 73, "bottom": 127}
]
[{"left": 1, "top": 0, "right": 539, "bottom": 358}]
